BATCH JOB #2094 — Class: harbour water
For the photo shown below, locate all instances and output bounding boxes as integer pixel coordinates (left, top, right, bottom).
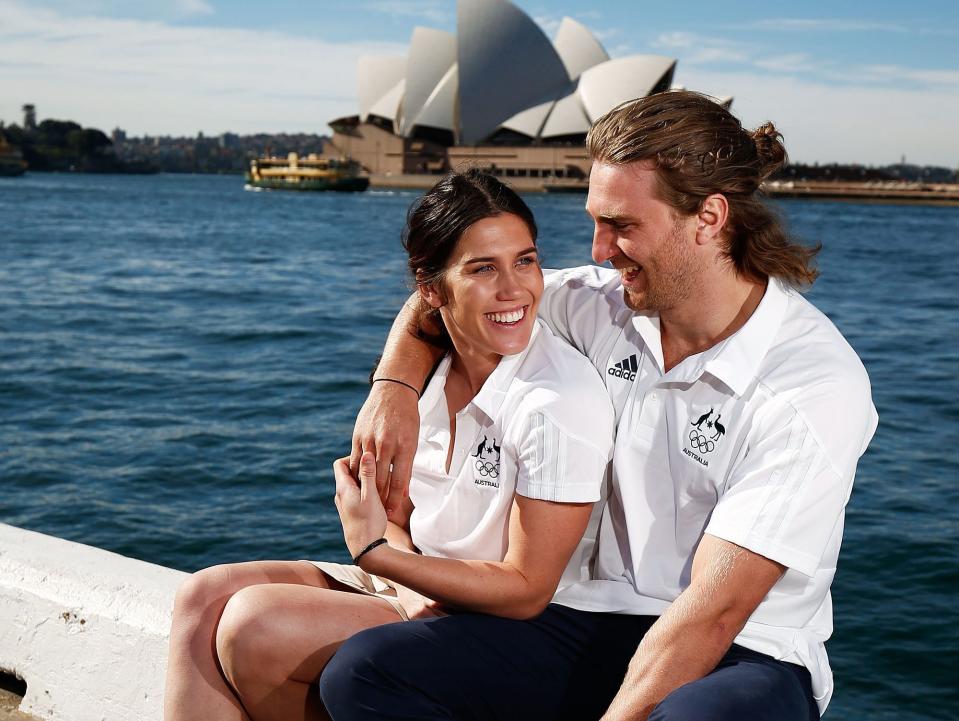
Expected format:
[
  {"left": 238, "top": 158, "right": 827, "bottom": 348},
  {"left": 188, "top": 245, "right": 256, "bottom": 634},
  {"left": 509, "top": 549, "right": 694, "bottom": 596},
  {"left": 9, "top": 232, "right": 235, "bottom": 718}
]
[{"left": 2, "top": 173, "right": 957, "bottom": 720}]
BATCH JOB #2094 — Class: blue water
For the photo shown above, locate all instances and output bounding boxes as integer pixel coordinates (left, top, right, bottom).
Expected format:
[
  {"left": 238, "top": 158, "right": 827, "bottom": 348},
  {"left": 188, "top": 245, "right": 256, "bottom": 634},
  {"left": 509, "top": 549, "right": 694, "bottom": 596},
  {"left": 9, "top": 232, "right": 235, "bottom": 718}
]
[{"left": 1, "top": 173, "right": 957, "bottom": 720}]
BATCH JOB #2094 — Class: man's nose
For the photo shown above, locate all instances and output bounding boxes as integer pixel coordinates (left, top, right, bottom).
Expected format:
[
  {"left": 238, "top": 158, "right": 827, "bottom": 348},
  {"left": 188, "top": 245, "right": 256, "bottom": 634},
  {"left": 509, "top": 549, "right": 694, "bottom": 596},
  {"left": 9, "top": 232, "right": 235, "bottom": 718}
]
[{"left": 592, "top": 226, "right": 617, "bottom": 264}]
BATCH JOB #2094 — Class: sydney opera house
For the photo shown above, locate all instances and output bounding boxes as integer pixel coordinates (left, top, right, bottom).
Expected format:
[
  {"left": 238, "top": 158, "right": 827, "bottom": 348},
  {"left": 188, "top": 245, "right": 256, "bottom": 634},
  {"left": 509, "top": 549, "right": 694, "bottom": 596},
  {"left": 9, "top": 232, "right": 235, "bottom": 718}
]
[{"left": 322, "top": 0, "right": 727, "bottom": 190}]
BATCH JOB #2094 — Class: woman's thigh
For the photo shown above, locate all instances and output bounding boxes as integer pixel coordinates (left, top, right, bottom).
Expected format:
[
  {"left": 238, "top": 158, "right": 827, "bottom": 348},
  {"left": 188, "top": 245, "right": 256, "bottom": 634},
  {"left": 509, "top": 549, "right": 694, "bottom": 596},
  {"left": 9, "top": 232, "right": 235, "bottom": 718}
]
[{"left": 216, "top": 582, "right": 405, "bottom": 685}]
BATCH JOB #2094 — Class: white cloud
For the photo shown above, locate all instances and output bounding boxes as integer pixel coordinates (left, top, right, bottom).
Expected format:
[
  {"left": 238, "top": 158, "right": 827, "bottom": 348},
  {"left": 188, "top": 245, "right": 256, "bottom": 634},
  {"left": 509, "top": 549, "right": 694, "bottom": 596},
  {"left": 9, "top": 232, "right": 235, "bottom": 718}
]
[
  {"left": 174, "top": 0, "right": 213, "bottom": 17},
  {"left": 652, "top": 32, "right": 751, "bottom": 65},
  {"left": 532, "top": 14, "right": 563, "bottom": 38},
  {"left": 672, "top": 67, "right": 959, "bottom": 166},
  {"left": 746, "top": 18, "right": 906, "bottom": 33},
  {"left": 754, "top": 53, "right": 819, "bottom": 73},
  {"left": 0, "top": 0, "right": 407, "bottom": 135},
  {"left": 366, "top": 1, "right": 451, "bottom": 26}
]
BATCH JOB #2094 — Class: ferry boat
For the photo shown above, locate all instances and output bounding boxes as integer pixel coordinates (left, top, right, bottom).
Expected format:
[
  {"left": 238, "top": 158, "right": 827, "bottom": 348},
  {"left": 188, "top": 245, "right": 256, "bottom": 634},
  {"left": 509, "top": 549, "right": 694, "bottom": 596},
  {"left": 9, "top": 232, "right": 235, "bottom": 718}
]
[{"left": 246, "top": 152, "right": 369, "bottom": 192}]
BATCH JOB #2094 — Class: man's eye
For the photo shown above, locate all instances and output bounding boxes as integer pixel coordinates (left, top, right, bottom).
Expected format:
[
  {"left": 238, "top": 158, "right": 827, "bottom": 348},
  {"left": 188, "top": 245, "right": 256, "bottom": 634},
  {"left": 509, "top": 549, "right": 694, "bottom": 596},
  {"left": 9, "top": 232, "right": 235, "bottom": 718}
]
[
  {"left": 473, "top": 264, "right": 495, "bottom": 273},
  {"left": 517, "top": 256, "right": 537, "bottom": 267}
]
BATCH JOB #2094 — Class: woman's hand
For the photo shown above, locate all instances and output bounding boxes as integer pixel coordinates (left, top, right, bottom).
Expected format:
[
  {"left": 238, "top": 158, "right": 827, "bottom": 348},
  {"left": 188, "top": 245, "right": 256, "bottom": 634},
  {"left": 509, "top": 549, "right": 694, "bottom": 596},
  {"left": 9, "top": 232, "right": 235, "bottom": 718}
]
[
  {"left": 333, "top": 453, "right": 388, "bottom": 559},
  {"left": 394, "top": 583, "right": 447, "bottom": 620}
]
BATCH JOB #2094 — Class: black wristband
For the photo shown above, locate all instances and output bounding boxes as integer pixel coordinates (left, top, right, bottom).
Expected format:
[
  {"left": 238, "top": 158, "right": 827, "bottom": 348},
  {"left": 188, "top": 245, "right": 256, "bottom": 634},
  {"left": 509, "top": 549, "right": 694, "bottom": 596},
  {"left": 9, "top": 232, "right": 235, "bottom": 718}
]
[
  {"left": 352, "top": 537, "right": 388, "bottom": 565},
  {"left": 371, "top": 377, "right": 421, "bottom": 398}
]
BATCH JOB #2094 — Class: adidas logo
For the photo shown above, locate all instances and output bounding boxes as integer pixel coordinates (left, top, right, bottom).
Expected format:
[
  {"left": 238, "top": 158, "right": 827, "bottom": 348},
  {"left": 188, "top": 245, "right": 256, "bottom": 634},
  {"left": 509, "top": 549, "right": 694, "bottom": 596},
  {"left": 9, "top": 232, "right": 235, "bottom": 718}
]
[{"left": 607, "top": 354, "right": 638, "bottom": 382}]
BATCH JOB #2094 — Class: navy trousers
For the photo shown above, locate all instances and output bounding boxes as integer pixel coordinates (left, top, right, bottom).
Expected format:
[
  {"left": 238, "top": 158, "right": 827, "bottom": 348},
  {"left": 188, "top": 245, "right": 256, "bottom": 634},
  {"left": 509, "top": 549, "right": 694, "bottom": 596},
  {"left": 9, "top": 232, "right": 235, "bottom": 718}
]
[{"left": 320, "top": 604, "right": 820, "bottom": 721}]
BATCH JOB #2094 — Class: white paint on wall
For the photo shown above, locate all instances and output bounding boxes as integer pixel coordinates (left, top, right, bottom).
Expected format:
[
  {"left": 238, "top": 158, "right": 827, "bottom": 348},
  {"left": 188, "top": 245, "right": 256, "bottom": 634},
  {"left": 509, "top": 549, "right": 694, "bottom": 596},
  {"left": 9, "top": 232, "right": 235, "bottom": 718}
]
[{"left": 0, "top": 523, "right": 186, "bottom": 721}]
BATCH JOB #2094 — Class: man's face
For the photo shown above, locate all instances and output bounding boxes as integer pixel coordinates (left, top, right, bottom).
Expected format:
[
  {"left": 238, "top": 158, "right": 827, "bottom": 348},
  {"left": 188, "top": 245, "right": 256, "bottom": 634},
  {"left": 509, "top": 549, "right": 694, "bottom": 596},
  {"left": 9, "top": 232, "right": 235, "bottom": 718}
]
[{"left": 586, "top": 161, "right": 702, "bottom": 313}]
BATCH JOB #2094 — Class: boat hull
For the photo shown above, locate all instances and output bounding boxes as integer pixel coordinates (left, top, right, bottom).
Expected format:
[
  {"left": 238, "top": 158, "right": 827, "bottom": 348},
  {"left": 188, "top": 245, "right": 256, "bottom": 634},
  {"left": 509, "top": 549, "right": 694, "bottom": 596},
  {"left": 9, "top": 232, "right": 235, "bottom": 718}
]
[{"left": 245, "top": 175, "right": 369, "bottom": 192}]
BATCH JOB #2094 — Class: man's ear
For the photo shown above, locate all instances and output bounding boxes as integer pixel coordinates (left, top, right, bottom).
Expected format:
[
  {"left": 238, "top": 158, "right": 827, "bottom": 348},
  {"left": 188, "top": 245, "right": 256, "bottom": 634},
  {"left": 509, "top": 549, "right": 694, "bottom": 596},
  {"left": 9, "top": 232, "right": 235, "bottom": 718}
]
[{"left": 696, "top": 194, "right": 729, "bottom": 245}]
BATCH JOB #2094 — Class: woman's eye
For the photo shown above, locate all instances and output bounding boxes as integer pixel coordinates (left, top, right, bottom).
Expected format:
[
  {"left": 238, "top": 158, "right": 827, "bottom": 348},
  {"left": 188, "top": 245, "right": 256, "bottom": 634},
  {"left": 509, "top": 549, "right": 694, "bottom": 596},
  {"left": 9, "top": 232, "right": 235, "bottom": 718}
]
[
  {"left": 473, "top": 264, "right": 495, "bottom": 274},
  {"left": 517, "top": 256, "right": 537, "bottom": 267}
]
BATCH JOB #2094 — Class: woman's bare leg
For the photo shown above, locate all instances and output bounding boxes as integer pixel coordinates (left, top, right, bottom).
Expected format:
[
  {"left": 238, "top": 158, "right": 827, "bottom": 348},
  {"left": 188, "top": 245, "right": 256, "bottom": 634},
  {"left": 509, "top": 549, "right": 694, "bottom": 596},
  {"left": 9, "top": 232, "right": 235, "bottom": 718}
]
[
  {"left": 163, "top": 560, "right": 336, "bottom": 721},
  {"left": 215, "top": 583, "right": 404, "bottom": 721}
]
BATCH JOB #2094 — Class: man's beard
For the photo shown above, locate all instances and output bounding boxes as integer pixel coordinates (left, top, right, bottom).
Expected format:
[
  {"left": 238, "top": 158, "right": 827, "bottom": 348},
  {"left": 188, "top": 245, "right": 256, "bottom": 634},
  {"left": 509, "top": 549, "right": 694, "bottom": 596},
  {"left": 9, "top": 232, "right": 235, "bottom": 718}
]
[{"left": 622, "top": 219, "right": 699, "bottom": 312}]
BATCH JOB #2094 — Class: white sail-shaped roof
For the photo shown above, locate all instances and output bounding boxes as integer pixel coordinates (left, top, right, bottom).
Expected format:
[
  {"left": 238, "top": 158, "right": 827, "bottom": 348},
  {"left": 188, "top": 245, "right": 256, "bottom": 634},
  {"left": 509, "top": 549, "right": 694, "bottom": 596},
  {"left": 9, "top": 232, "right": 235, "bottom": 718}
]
[
  {"left": 398, "top": 27, "right": 456, "bottom": 137},
  {"left": 500, "top": 97, "right": 555, "bottom": 138},
  {"left": 456, "top": 0, "right": 570, "bottom": 144},
  {"left": 553, "top": 17, "right": 609, "bottom": 81},
  {"left": 413, "top": 64, "right": 458, "bottom": 132},
  {"left": 579, "top": 55, "right": 677, "bottom": 123},
  {"left": 367, "top": 78, "right": 406, "bottom": 128},
  {"left": 540, "top": 87, "right": 591, "bottom": 138},
  {"left": 357, "top": 56, "right": 406, "bottom": 122}
]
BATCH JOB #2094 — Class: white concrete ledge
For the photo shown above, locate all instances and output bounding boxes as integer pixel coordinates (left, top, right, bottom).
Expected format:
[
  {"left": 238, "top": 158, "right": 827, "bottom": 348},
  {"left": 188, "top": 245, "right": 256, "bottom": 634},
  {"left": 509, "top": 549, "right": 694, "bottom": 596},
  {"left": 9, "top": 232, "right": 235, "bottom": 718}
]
[{"left": 0, "top": 523, "right": 186, "bottom": 721}]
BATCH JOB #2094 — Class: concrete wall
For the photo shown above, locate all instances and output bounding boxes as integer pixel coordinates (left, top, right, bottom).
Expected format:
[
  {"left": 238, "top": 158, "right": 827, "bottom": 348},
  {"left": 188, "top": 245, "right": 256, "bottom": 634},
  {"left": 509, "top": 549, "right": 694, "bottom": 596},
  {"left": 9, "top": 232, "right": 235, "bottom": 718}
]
[{"left": 0, "top": 524, "right": 186, "bottom": 721}]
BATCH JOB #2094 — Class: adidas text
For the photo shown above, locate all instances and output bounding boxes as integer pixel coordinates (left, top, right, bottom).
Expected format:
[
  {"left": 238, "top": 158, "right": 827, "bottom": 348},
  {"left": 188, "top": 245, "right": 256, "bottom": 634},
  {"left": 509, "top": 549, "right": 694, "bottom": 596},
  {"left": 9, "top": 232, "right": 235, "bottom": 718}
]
[{"left": 608, "top": 367, "right": 637, "bottom": 381}]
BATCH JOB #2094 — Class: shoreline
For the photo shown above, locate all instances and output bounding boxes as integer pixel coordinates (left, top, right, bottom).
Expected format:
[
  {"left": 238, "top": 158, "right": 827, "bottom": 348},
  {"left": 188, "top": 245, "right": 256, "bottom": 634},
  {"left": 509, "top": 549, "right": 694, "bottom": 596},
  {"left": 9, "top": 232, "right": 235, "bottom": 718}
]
[{"left": 368, "top": 174, "right": 959, "bottom": 205}]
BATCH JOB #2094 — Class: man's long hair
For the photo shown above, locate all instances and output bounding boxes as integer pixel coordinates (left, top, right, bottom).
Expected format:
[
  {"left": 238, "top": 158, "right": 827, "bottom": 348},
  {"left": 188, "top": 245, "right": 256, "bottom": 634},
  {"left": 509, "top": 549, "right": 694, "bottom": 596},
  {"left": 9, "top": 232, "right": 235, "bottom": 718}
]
[{"left": 587, "top": 90, "right": 819, "bottom": 287}]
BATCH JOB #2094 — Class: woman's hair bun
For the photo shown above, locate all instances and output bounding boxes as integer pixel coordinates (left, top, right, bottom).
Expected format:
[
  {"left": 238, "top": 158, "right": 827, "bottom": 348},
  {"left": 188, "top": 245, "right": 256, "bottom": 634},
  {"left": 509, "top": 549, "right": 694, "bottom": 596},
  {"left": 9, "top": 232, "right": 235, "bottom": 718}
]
[{"left": 751, "top": 122, "right": 787, "bottom": 180}]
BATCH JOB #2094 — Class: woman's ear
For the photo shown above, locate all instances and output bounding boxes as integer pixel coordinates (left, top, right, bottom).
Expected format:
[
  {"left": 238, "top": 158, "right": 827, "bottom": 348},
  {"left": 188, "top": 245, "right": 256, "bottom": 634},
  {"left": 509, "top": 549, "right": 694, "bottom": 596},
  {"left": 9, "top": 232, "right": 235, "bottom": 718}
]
[{"left": 419, "top": 283, "right": 444, "bottom": 309}]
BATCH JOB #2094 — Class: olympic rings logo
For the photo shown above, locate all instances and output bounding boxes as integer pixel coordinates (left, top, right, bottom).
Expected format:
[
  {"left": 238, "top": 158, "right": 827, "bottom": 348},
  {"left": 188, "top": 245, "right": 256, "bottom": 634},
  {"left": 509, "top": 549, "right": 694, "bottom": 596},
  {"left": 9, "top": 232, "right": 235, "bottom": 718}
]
[
  {"left": 688, "top": 430, "right": 715, "bottom": 454},
  {"left": 475, "top": 459, "right": 500, "bottom": 478}
]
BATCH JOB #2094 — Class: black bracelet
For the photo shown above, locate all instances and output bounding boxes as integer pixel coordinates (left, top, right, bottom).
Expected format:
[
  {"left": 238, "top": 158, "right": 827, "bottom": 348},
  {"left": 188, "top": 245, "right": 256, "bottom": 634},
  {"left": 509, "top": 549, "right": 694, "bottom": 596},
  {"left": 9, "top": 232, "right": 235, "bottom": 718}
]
[
  {"left": 353, "top": 537, "right": 388, "bottom": 565},
  {"left": 371, "top": 377, "right": 421, "bottom": 398}
]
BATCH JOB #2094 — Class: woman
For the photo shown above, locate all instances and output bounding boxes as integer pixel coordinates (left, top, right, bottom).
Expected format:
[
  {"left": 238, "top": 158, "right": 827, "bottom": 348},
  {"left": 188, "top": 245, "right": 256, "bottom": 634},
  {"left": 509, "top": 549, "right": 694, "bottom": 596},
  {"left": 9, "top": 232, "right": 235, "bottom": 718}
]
[{"left": 163, "top": 170, "right": 614, "bottom": 721}]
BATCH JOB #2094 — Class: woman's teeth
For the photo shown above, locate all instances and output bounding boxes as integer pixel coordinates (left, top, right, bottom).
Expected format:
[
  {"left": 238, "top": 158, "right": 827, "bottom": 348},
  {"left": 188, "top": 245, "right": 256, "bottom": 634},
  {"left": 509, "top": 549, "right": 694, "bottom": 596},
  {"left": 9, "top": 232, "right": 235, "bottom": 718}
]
[{"left": 486, "top": 307, "right": 525, "bottom": 324}]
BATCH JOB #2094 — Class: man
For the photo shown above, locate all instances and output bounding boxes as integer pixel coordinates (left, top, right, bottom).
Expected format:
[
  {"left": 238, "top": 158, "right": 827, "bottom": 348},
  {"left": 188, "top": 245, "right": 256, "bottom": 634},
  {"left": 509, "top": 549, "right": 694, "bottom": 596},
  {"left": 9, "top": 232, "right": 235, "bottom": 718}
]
[{"left": 320, "top": 91, "right": 877, "bottom": 720}]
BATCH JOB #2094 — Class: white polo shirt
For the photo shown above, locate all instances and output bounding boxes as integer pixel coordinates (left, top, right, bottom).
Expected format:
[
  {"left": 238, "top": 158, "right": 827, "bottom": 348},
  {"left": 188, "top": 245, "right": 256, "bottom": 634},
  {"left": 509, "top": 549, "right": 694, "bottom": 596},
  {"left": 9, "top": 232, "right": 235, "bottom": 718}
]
[
  {"left": 408, "top": 319, "right": 615, "bottom": 592},
  {"left": 541, "top": 266, "right": 877, "bottom": 714}
]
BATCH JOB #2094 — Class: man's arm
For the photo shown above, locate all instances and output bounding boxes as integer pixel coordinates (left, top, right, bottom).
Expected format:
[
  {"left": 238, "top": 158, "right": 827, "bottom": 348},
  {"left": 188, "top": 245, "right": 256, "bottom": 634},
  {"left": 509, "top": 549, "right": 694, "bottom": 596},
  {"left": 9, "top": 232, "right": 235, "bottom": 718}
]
[
  {"left": 351, "top": 295, "right": 442, "bottom": 514},
  {"left": 600, "top": 534, "right": 786, "bottom": 721}
]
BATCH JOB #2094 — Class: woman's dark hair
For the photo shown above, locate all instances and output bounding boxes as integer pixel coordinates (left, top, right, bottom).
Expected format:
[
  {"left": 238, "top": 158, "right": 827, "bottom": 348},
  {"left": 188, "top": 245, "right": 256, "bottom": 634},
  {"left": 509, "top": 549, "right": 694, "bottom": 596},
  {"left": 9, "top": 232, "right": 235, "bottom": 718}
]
[
  {"left": 587, "top": 90, "right": 819, "bottom": 287},
  {"left": 402, "top": 169, "right": 537, "bottom": 350}
]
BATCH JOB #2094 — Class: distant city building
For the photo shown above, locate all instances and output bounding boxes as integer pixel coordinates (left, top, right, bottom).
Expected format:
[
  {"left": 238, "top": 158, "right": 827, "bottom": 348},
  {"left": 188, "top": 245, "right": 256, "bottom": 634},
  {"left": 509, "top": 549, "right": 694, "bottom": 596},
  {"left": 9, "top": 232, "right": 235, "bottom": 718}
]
[
  {"left": 22, "top": 104, "right": 37, "bottom": 131},
  {"left": 322, "top": 0, "right": 731, "bottom": 188},
  {"left": 111, "top": 127, "right": 127, "bottom": 144},
  {"left": 219, "top": 132, "right": 240, "bottom": 149}
]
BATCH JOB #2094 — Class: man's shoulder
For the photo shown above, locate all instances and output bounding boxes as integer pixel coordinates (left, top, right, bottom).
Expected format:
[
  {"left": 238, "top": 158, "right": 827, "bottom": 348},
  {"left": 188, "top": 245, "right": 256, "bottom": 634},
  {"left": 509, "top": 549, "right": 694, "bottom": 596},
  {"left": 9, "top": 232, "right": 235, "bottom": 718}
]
[
  {"left": 544, "top": 265, "right": 623, "bottom": 295},
  {"left": 764, "top": 288, "right": 871, "bottom": 392},
  {"left": 508, "top": 325, "right": 615, "bottom": 435},
  {"left": 753, "top": 287, "right": 876, "bottom": 465}
]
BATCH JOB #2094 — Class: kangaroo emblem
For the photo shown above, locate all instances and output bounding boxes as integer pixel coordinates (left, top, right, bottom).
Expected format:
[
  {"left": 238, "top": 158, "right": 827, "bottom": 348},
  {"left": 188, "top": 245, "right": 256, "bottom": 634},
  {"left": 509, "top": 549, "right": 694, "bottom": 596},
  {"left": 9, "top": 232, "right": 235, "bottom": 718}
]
[
  {"left": 472, "top": 436, "right": 488, "bottom": 458},
  {"left": 692, "top": 408, "right": 713, "bottom": 429},
  {"left": 711, "top": 415, "right": 726, "bottom": 441}
]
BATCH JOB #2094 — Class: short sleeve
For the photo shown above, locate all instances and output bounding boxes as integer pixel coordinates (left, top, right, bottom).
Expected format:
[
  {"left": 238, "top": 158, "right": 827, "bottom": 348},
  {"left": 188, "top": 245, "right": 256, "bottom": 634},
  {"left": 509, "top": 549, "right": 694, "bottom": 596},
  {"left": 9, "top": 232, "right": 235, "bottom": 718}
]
[
  {"left": 705, "top": 401, "right": 855, "bottom": 577},
  {"left": 512, "top": 409, "right": 611, "bottom": 503}
]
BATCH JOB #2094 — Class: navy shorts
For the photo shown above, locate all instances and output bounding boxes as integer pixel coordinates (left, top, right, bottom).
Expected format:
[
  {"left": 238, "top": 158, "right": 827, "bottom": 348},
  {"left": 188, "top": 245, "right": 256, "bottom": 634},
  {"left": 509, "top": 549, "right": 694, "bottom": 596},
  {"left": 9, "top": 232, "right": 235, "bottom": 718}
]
[{"left": 320, "top": 603, "right": 819, "bottom": 721}]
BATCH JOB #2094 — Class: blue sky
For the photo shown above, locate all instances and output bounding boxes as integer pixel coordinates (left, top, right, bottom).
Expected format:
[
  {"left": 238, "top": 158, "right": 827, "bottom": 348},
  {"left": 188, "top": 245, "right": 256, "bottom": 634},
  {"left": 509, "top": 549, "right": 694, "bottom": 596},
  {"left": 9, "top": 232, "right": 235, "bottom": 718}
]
[{"left": 2, "top": 0, "right": 957, "bottom": 165}]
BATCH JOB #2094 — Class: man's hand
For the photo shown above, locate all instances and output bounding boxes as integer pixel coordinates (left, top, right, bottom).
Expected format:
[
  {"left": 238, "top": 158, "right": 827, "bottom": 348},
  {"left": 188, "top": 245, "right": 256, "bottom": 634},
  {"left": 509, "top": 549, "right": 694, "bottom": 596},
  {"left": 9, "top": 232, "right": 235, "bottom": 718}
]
[
  {"left": 333, "top": 453, "right": 388, "bottom": 559},
  {"left": 350, "top": 380, "right": 420, "bottom": 518}
]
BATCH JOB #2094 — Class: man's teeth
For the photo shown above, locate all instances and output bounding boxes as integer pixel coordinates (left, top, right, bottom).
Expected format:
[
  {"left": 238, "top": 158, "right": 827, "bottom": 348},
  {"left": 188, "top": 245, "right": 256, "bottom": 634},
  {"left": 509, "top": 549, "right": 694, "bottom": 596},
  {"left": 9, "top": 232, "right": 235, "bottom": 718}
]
[{"left": 486, "top": 308, "right": 525, "bottom": 324}]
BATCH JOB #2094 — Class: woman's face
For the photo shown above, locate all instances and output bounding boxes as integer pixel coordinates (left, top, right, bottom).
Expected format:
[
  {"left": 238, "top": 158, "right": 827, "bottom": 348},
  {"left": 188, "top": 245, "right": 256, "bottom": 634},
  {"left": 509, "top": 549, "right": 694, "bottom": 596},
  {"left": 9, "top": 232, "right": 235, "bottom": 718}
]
[{"left": 424, "top": 212, "right": 543, "bottom": 364}]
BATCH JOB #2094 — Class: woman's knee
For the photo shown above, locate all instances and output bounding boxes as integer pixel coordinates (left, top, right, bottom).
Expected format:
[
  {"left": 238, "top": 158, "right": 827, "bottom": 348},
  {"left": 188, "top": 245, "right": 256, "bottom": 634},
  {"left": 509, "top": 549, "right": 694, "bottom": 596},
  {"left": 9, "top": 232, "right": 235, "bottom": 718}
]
[
  {"left": 172, "top": 564, "right": 242, "bottom": 621},
  {"left": 213, "top": 585, "right": 278, "bottom": 688}
]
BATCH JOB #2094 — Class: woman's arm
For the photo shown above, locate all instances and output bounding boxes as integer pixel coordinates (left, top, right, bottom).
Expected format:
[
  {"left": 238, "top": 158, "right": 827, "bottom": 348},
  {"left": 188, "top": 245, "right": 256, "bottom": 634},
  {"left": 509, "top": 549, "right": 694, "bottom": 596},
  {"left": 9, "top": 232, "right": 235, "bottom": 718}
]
[{"left": 335, "top": 454, "right": 591, "bottom": 620}]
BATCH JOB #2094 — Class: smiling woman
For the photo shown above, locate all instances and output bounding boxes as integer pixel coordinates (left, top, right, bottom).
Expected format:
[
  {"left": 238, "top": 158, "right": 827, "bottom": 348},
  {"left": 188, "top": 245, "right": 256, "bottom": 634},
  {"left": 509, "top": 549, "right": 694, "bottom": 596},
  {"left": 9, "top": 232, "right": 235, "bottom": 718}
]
[{"left": 162, "top": 169, "right": 616, "bottom": 721}]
